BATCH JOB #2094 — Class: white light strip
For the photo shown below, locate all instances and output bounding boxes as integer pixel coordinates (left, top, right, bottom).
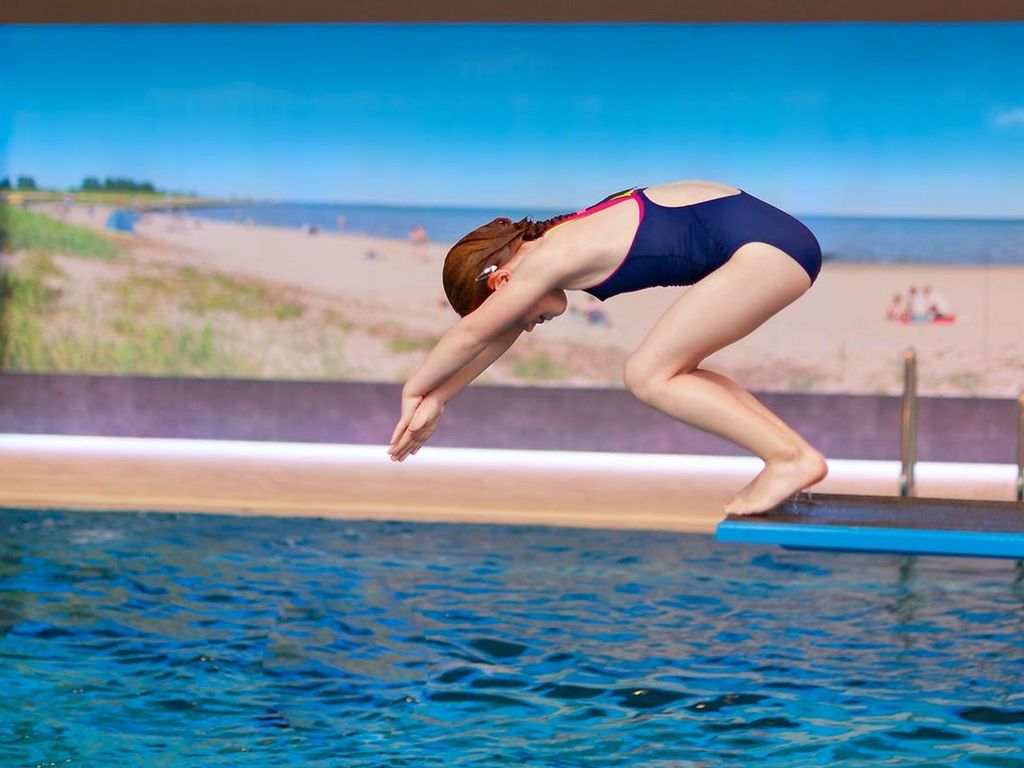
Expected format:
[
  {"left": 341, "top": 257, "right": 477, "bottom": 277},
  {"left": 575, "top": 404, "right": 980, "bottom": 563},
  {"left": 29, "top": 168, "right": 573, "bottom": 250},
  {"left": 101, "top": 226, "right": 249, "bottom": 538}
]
[{"left": 0, "top": 433, "right": 1016, "bottom": 485}]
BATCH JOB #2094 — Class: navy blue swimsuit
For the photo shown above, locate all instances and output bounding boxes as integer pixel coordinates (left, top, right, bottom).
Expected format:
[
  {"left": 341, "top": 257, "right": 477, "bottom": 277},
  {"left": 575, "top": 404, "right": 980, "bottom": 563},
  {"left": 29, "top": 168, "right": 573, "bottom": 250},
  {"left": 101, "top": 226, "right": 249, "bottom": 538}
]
[{"left": 569, "top": 187, "right": 822, "bottom": 301}]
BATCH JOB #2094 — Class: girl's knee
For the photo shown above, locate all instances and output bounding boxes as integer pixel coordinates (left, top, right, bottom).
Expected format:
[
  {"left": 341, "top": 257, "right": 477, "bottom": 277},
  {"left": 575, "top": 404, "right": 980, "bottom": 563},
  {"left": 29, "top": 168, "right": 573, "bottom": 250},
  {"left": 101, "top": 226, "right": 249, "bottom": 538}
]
[
  {"left": 623, "top": 354, "right": 655, "bottom": 400},
  {"left": 624, "top": 353, "right": 695, "bottom": 403}
]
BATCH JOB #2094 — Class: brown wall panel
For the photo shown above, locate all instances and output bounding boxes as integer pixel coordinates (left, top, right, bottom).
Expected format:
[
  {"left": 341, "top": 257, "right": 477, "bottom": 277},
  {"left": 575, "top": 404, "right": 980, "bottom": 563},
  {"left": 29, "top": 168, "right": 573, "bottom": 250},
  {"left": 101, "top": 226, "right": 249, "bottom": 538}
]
[{"left": 3, "top": 0, "right": 1023, "bottom": 23}]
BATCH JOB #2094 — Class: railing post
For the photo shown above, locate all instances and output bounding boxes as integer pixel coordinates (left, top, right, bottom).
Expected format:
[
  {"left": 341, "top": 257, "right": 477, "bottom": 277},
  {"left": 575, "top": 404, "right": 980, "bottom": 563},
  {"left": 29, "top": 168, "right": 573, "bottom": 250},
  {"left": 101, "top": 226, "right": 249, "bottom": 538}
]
[
  {"left": 900, "top": 348, "right": 917, "bottom": 498},
  {"left": 1017, "top": 393, "right": 1023, "bottom": 503}
]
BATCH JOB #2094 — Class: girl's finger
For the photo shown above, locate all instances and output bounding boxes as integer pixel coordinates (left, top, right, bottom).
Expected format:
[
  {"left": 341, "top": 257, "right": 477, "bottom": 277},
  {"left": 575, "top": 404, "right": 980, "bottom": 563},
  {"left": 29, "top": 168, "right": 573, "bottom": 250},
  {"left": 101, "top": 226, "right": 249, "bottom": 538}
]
[
  {"left": 394, "top": 432, "right": 414, "bottom": 457},
  {"left": 391, "top": 415, "right": 413, "bottom": 445},
  {"left": 389, "top": 430, "right": 409, "bottom": 456},
  {"left": 392, "top": 395, "right": 425, "bottom": 443}
]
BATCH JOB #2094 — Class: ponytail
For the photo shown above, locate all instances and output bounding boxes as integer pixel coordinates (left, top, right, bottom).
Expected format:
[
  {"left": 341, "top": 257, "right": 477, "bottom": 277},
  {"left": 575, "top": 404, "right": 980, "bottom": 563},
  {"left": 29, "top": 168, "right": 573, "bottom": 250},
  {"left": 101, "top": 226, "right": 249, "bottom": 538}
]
[
  {"left": 442, "top": 210, "right": 572, "bottom": 316},
  {"left": 517, "top": 212, "right": 574, "bottom": 241}
]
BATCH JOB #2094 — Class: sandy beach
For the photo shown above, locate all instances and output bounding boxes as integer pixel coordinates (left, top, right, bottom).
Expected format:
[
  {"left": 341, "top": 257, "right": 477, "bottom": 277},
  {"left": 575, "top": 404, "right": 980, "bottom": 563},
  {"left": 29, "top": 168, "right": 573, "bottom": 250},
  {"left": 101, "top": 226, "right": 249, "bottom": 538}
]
[{"left": 6, "top": 203, "right": 1024, "bottom": 398}]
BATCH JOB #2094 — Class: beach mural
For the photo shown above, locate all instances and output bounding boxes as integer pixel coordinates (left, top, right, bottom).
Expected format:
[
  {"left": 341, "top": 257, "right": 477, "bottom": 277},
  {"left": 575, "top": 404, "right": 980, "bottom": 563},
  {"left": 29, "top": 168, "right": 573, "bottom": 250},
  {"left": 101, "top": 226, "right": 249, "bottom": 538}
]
[{"left": 1, "top": 23, "right": 1023, "bottom": 397}]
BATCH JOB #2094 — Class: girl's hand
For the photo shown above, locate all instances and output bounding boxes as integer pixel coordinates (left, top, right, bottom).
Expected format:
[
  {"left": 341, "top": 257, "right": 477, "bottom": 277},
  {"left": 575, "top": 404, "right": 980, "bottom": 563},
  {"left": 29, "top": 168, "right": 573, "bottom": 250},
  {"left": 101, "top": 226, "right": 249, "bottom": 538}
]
[
  {"left": 391, "top": 392, "right": 423, "bottom": 446},
  {"left": 389, "top": 394, "right": 445, "bottom": 462}
]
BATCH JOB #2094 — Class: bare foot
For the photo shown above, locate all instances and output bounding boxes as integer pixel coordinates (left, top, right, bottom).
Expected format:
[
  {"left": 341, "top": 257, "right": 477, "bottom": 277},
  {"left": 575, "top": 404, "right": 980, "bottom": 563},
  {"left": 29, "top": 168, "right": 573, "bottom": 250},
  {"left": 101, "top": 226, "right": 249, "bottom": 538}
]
[{"left": 723, "top": 448, "right": 828, "bottom": 516}]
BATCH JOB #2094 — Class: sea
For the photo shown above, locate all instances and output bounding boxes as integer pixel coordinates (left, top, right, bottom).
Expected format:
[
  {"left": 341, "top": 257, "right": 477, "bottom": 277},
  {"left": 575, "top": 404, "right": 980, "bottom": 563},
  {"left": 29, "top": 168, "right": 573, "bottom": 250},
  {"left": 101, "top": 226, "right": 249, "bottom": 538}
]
[{"left": 190, "top": 201, "right": 1024, "bottom": 266}]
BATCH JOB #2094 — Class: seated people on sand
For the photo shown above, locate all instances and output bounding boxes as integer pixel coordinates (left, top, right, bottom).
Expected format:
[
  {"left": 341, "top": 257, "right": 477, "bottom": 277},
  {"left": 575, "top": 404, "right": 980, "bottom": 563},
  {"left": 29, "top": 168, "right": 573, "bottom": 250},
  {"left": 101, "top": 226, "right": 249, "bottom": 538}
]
[{"left": 890, "top": 285, "right": 955, "bottom": 324}]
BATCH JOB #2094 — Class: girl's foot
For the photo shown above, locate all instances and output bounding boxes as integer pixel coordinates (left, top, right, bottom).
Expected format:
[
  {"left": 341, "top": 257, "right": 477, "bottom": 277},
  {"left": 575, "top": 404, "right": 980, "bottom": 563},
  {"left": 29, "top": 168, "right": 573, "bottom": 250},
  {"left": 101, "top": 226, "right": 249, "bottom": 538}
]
[{"left": 723, "top": 448, "right": 828, "bottom": 516}]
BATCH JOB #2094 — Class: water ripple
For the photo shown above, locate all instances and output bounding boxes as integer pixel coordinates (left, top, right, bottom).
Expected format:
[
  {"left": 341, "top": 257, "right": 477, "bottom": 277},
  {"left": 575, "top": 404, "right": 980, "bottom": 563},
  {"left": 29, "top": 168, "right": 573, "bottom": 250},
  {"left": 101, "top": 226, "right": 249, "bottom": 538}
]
[{"left": 2, "top": 507, "right": 1024, "bottom": 766}]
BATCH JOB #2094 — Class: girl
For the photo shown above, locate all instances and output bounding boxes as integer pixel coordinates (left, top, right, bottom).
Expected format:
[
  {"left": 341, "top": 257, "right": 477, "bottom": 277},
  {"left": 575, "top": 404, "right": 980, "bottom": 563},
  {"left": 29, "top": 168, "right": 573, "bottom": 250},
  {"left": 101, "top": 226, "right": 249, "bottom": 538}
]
[{"left": 388, "top": 179, "right": 828, "bottom": 516}]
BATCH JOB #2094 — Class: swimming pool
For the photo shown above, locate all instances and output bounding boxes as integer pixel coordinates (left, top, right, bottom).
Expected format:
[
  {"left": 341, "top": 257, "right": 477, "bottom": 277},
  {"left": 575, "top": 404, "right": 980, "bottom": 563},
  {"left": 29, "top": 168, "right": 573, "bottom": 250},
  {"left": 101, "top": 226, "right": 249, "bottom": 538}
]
[{"left": 2, "top": 506, "right": 1023, "bottom": 766}]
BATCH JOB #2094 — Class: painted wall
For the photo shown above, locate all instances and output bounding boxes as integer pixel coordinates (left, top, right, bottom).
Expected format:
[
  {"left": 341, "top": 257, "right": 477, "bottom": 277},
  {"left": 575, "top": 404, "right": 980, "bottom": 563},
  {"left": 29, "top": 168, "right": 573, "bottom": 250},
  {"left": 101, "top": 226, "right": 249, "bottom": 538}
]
[{"left": 2, "top": 24, "right": 1022, "bottom": 404}]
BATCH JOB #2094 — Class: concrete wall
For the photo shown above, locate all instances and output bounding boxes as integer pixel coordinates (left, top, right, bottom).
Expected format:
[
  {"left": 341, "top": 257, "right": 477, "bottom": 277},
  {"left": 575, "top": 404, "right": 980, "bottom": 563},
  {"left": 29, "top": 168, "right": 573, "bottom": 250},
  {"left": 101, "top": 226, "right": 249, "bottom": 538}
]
[{"left": 0, "top": 373, "right": 1018, "bottom": 463}]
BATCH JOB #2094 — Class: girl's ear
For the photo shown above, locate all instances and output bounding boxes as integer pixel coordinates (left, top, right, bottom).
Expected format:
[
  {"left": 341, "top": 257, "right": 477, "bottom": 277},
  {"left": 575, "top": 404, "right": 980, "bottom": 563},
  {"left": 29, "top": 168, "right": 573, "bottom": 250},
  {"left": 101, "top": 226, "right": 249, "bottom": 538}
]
[{"left": 486, "top": 269, "right": 513, "bottom": 291}]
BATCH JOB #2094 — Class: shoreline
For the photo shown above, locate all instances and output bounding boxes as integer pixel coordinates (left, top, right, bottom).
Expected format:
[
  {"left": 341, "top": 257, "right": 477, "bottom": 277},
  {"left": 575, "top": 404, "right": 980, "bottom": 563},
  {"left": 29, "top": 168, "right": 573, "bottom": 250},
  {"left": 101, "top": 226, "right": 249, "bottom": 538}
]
[{"left": 20, "top": 198, "right": 1024, "bottom": 262}]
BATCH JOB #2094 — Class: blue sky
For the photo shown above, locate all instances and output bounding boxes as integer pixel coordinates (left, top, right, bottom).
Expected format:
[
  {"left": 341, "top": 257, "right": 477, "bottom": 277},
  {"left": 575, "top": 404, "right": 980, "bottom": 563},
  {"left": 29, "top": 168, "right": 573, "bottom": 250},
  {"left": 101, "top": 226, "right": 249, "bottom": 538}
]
[{"left": 2, "top": 23, "right": 1023, "bottom": 217}]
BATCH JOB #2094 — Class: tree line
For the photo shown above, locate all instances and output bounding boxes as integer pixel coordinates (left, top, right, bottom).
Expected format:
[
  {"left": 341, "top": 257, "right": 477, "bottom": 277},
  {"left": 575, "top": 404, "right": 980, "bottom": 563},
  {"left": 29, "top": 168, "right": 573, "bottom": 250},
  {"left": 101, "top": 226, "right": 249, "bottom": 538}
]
[{"left": 0, "top": 176, "right": 159, "bottom": 193}]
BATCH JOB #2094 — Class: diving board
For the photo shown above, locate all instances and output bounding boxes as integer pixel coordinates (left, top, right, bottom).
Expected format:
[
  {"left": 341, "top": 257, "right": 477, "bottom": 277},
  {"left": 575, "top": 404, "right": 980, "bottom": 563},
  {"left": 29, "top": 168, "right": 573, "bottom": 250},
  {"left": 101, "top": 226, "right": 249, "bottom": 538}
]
[{"left": 716, "top": 492, "right": 1024, "bottom": 559}]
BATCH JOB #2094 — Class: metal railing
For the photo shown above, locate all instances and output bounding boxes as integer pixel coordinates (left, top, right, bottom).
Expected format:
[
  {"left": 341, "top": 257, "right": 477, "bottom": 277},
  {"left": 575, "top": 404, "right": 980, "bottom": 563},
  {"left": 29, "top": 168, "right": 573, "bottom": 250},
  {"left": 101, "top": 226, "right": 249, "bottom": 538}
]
[
  {"left": 900, "top": 348, "right": 917, "bottom": 498},
  {"left": 1017, "top": 393, "right": 1024, "bottom": 503},
  {"left": 900, "top": 352, "right": 1023, "bottom": 502}
]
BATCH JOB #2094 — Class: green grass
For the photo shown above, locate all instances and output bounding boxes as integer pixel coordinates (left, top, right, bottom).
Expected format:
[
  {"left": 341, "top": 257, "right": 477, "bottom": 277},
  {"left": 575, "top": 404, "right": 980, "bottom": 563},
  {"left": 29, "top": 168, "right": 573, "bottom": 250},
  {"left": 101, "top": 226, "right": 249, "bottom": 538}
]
[
  {"left": 0, "top": 259, "right": 251, "bottom": 375},
  {"left": 0, "top": 252, "right": 68, "bottom": 367},
  {"left": 944, "top": 371, "right": 982, "bottom": 392},
  {"left": 317, "top": 328, "right": 348, "bottom": 377},
  {"left": 274, "top": 303, "right": 305, "bottom": 321},
  {"left": 1, "top": 205, "right": 118, "bottom": 260},
  {"left": 60, "top": 320, "right": 249, "bottom": 376},
  {"left": 178, "top": 267, "right": 306, "bottom": 320},
  {"left": 0, "top": 253, "right": 310, "bottom": 375},
  {"left": 512, "top": 352, "right": 569, "bottom": 381},
  {"left": 322, "top": 308, "right": 355, "bottom": 331},
  {"left": 113, "top": 266, "right": 307, "bottom": 321},
  {"left": 789, "top": 375, "right": 822, "bottom": 390},
  {"left": 2, "top": 190, "right": 203, "bottom": 207},
  {"left": 388, "top": 336, "right": 438, "bottom": 354}
]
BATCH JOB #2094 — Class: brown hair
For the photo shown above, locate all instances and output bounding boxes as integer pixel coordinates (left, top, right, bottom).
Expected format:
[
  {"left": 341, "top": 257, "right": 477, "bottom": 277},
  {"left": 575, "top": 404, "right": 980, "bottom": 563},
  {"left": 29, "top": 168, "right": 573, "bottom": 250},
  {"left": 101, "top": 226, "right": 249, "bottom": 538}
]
[{"left": 441, "top": 213, "right": 573, "bottom": 316}]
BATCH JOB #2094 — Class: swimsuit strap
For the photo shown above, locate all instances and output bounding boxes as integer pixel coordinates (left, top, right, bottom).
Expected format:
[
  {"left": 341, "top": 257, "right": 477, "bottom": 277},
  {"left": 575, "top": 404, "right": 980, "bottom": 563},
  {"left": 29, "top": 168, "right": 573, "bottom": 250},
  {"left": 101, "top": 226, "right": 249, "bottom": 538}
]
[{"left": 547, "top": 188, "right": 639, "bottom": 235}]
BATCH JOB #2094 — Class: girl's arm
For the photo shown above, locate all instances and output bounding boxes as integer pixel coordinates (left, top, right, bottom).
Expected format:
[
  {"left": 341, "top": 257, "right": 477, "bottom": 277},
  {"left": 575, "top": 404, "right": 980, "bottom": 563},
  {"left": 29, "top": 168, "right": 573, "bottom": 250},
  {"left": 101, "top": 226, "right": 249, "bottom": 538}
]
[
  {"left": 389, "top": 242, "right": 570, "bottom": 461},
  {"left": 401, "top": 266, "right": 556, "bottom": 399},
  {"left": 429, "top": 325, "right": 522, "bottom": 403},
  {"left": 388, "top": 326, "right": 521, "bottom": 461}
]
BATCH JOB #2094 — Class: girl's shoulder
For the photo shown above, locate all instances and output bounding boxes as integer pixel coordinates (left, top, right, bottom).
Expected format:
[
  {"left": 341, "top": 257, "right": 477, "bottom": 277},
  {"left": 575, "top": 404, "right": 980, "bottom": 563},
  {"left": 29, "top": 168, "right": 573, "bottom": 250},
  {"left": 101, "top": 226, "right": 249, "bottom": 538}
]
[{"left": 517, "top": 206, "right": 636, "bottom": 291}]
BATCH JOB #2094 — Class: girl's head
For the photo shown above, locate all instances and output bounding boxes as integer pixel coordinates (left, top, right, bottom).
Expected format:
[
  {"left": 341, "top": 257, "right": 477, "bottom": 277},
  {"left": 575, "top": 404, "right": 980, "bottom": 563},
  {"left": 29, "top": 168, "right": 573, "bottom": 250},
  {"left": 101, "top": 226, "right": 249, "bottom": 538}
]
[{"left": 442, "top": 213, "right": 572, "bottom": 316}]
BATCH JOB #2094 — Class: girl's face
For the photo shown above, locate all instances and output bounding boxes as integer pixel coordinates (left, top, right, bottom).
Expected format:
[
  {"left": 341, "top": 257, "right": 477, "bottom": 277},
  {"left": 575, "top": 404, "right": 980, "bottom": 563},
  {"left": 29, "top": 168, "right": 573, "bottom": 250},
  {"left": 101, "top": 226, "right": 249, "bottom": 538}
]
[
  {"left": 483, "top": 246, "right": 567, "bottom": 331},
  {"left": 521, "top": 288, "right": 568, "bottom": 332}
]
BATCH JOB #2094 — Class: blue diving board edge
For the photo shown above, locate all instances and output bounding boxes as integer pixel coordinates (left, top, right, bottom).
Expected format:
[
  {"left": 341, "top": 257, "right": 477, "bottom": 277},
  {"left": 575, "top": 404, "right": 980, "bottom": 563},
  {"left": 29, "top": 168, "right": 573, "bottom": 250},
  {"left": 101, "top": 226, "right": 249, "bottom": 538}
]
[{"left": 715, "top": 492, "right": 1024, "bottom": 559}]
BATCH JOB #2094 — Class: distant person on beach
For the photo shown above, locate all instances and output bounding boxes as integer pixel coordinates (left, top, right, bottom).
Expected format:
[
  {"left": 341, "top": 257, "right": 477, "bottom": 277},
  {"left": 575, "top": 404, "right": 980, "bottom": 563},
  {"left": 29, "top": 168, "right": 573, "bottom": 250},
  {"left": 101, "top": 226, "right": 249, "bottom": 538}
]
[
  {"left": 336, "top": 214, "right": 347, "bottom": 231},
  {"left": 583, "top": 306, "right": 610, "bottom": 328},
  {"left": 581, "top": 296, "right": 611, "bottom": 327},
  {"left": 885, "top": 293, "right": 906, "bottom": 321},
  {"left": 409, "top": 224, "right": 428, "bottom": 244},
  {"left": 409, "top": 224, "right": 429, "bottom": 262},
  {"left": 907, "top": 286, "right": 929, "bottom": 322},
  {"left": 923, "top": 285, "right": 952, "bottom": 320},
  {"left": 568, "top": 301, "right": 609, "bottom": 327},
  {"left": 388, "top": 180, "right": 826, "bottom": 516}
]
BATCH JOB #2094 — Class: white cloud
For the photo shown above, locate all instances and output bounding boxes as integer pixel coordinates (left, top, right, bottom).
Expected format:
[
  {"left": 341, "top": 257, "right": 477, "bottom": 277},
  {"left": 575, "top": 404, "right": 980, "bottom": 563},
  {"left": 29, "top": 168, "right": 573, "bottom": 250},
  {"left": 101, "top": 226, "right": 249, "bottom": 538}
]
[{"left": 994, "top": 107, "right": 1024, "bottom": 126}]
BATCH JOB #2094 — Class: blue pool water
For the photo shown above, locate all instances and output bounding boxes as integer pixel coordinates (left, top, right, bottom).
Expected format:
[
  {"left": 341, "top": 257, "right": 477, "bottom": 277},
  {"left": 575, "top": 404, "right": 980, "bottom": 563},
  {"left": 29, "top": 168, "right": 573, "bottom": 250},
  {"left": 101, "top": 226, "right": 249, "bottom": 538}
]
[{"left": 2, "top": 506, "right": 1024, "bottom": 766}]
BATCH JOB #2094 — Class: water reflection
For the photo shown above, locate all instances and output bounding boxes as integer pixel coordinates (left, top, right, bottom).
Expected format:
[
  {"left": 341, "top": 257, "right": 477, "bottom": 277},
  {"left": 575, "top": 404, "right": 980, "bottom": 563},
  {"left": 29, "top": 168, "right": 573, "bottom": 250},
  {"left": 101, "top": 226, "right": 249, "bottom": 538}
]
[{"left": 0, "top": 507, "right": 1022, "bottom": 766}]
